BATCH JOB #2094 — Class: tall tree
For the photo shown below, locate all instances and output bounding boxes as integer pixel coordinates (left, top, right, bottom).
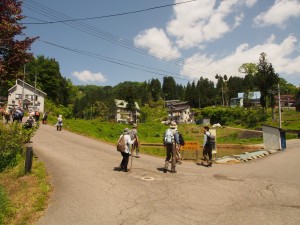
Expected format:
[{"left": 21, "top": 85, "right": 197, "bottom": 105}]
[
  {"left": 162, "top": 76, "right": 176, "bottom": 100},
  {"left": 26, "top": 56, "right": 74, "bottom": 105},
  {"left": 149, "top": 78, "right": 162, "bottom": 101},
  {"left": 0, "top": 0, "right": 37, "bottom": 95},
  {"left": 227, "top": 76, "right": 244, "bottom": 100},
  {"left": 239, "top": 63, "right": 257, "bottom": 91},
  {"left": 255, "top": 52, "right": 279, "bottom": 112}
]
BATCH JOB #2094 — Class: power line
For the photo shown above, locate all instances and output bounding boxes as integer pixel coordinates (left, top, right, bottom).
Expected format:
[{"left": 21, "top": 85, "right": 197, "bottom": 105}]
[
  {"left": 40, "top": 40, "right": 191, "bottom": 81},
  {"left": 22, "top": 0, "right": 197, "bottom": 25},
  {"left": 23, "top": 0, "right": 237, "bottom": 78}
]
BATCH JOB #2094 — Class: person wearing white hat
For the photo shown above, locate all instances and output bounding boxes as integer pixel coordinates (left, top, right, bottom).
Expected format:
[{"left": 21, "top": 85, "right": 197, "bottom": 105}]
[
  {"left": 118, "top": 128, "right": 136, "bottom": 172},
  {"left": 163, "top": 121, "right": 179, "bottom": 173}
]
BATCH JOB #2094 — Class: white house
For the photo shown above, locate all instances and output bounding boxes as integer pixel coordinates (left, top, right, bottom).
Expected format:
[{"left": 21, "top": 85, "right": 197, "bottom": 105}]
[
  {"left": 230, "top": 91, "right": 261, "bottom": 107},
  {"left": 7, "top": 79, "right": 47, "bottom": 112},
  {"left": 114, "top": 99, "right": 140, "bottom": 123},
  {"left": 166, "top": 100, "right": 193, "bottom": 124}
]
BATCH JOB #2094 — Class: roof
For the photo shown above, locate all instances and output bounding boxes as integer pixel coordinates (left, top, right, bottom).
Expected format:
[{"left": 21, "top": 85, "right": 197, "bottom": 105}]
[
  {"left": 8, "top": 79, "right": 47, "bottom": 96},
  {"left": 114, "top": 99, "right": 140, "bottom": 110},
  {"left": 170, "top": 105, "right": 190, "bottom": 111}
]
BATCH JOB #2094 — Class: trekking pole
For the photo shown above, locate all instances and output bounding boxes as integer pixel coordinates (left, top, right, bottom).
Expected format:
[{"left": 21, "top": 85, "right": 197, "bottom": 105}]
[{"left": 129, "top": 143, "right": 135, "bottom": 171}]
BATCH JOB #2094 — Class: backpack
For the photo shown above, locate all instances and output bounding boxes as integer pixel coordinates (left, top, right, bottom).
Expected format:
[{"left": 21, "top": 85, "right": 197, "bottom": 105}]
[
  {"left": 206, "top": 134, "right": 216, "bottom": 149},
  {"left": 117, "top": 135, "right": 126, "bottom": 152},
  {"left": 164, "top": 129, "right": 174, "bottom": 144},
  {"left": 178, "top": 132, "right": 185, "bottom": 146},
  {"left": 129, "top": 129, "right": 135, "bottom": 140}
]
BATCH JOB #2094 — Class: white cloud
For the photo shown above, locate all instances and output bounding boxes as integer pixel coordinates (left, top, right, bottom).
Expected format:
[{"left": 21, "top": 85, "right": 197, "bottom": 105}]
[
  {"left": 245, "top": 0, "right": 258, "bottom": 7},
  {"left": 166, "top": 0, "right": 256, "bottom": 49},
  {"left": 133, "top": 27, "right": 181, "bottom": 60},
  {"left": 254, "top": 0, "right": 300, "bottom": 28},
  {"left": 72, "top": 70, "right": 107, "bottom": 83},
  {"left": 181, "top": 34, "right": 300, "bottom": 83}
]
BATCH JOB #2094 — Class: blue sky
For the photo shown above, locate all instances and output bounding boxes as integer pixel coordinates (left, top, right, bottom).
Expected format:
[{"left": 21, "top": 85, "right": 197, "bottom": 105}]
[{"left": 22, "top": 0, "right": 300, "bottom": 87}]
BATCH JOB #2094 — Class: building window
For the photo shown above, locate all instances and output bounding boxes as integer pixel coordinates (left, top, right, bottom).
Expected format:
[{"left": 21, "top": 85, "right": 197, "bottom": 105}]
[{"left": 15, "top": 94, "right": 22, "bottom": 99}]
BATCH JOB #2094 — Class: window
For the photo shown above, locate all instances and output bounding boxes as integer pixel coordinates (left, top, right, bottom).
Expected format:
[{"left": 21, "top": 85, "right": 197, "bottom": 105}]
[{"left": 15, "top": 94, "right": 22, "bottom": 99}]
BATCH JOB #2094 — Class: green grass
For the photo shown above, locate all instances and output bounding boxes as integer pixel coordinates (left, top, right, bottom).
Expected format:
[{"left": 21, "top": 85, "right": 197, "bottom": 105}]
[
  {"left": 0, "top": 157, "right": 51, "bottom": 225},
  {"left": 0, "top": 185, "right": 11, "bottom": 225}
]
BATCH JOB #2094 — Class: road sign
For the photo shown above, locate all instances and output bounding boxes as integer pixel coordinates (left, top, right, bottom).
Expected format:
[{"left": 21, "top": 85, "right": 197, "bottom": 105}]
[{"left": 181, "top": 141, "right": 199, "bottom": 151}]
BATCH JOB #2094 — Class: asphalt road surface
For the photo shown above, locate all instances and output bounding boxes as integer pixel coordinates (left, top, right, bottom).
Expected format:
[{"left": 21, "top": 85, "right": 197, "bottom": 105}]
[{"left": 32, "top": 124, "right": 300, "bottom": 225}]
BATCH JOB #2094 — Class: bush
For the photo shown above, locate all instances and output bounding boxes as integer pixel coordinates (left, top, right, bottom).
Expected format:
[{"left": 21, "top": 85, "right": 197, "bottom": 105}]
[
  {"left": 0, "top": 123, "right": 38, "bottom": 172},
  {"left": 200, "top": 107, "right": 267, "bottom": 128}
]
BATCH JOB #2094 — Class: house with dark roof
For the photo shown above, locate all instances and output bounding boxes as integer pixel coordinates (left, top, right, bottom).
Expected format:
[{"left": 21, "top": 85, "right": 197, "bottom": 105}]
[
  {"left": 7, "top": 79, "right": 47, "bottom": 112},
  {"left": 291, "top": 96, "right": 300, "bottom": 112},
  {"left": 166, "top": 100, "right": 193, "bottom": 124}
]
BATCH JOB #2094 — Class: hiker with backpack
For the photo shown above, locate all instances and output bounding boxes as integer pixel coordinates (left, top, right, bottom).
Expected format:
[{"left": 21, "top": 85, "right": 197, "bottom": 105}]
[
  {"left": 56, "top": 115, "right": 63, "bottom": 131},
  {"left": 175, "top": 130, "right": 185, "bottom": 164},
  {"left": 118, "top": 128, "right": 136, "bottom": 172},
  {"left": 202, "top": 126, "right": 214, "bottom": 167},
  {"left": 163, "top": 121, "right": 180, "bottom": 173}
]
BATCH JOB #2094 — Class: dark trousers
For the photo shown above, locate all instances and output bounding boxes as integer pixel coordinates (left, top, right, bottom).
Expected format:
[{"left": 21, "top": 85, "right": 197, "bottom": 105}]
[
  {"left": 164, "top": 144, "right": 176, "bottom": 171},
  {"left": 120, "top": 152, "right": 130, "bottom": 170},
  {"left": 203, "top": 145, "right": 212, "bottom": 162}
]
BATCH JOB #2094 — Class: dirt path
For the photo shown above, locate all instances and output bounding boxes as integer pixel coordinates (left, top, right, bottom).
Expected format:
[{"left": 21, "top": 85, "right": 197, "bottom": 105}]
[{"left": 32, "top": 124, "right": 300, "bottom": 225}]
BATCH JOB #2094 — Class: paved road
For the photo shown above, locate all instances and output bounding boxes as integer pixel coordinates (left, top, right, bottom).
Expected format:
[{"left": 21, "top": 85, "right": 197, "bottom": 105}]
[{"left": 32, "top": 124, "right": 300, "bottom": 225}]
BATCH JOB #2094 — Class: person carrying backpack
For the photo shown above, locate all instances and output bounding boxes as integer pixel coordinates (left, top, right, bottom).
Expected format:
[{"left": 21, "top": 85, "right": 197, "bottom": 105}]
[
  {"left": 56, "top": 115, "right": 63, "bottom": 131},
  {"left": 203, "top": 126, "right": 213, "bottom": 167},
  {"left": 118, "top": 128, "right": 136, "bottom": 172},
  {"left": 163, "top": 121, "right": 179, "bottom": 173}
]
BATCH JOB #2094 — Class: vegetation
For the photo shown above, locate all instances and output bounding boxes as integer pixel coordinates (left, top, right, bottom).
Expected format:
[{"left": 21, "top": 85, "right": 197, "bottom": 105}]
[
  {"left": 0, "top": 123, "right": 38, "bottom": 172},
  {"left": 0, "top": 158, "right": 51, "bottom": 225},
  {"left": 0, "top": 0, "right": 37, "bottom": 96},
  {"left": 0, "top": 122, "right": 50, "bottom": 225}
]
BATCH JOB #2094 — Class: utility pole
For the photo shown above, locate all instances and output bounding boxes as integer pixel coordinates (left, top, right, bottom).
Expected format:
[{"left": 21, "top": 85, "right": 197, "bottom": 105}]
[
  {"left": 22, "top": 65, "right": 25, "bottom": 108},
  {"left": 278, "top": 84, "right": 282, "bottom": 128},
  {"left": 33, "top": 73, "right": 37, "bottom": 111}
]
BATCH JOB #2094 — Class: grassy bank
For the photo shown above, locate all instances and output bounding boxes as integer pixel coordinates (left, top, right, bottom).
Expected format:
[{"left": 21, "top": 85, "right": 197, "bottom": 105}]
[{"left": 0, "top": 157, "right": 51, "bottom": 225}]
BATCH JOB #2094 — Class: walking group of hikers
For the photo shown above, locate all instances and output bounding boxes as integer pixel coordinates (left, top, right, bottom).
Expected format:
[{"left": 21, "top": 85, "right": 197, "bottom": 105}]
[{"left": 117, "top": 121, "right": 215, "bottom": 173}]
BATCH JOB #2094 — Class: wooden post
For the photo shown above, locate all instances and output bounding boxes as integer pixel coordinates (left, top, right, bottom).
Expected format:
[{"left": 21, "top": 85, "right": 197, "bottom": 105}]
[{"left": 25, "top": 146, "right": 33, "bottom": 174}]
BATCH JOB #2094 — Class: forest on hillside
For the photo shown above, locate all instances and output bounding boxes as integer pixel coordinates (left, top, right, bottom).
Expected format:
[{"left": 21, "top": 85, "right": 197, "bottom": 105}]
[{"left": 2, "top": 54, "right": 298, "bottom": 121}]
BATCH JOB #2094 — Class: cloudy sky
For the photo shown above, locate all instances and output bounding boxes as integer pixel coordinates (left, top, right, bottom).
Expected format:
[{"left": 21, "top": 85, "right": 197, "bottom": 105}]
[{"left": 22, "top": 0, "right": 300, "bottom": 86}]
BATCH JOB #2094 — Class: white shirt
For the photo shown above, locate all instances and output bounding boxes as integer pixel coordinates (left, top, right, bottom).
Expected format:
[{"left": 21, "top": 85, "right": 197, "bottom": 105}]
[{"left": 118, "top": 134, "right": 135, "bottom": 154}]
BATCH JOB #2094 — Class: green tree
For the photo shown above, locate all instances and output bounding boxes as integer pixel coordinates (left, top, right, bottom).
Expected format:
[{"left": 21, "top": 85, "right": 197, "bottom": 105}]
[
  {"left": 0, "top": 0, "right": 37, "bottom": 95},
  {"left": 162, "top": 76, "right": 176, "bottom": 100},
  {"left": 254, "top": 52, "right": 279, "bottom": 112},
  {"left": 149, "top": 78, "right": 162, "bottom": 101},
  {"left": 227, "top": 76, "right": 244, "bottom": 100},
  {"left": 26, "top": 56, "right": 74, "bottom": 105},
  {"left": 215, "top": 74, "right": 228, "bottom": 106},
  {"left": 239, "top": 63, "right": 257, "bottom": 91}
]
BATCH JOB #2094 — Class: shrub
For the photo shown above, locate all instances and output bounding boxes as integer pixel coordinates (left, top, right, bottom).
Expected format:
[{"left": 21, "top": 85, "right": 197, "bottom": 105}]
[
  {"left": 0, "top": 123, "right": 38, "bottom": 172},
  {"left": 199, "top": 107, "right": 267, "bottom": 128}
]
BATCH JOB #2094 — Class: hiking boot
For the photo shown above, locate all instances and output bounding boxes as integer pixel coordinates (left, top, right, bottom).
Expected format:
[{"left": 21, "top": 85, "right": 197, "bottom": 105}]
[
  {"left": 136, "top": 156, "right": 140, "bottom": 158},
  {"left": 163, "top": 168, "right": 167, "bottom": 173},
  {"left": 208, "top": 162, "right": 212, "bottom": 167},
  {"left": 170, "top": 170, "right": 177, "bottom": 173}
]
